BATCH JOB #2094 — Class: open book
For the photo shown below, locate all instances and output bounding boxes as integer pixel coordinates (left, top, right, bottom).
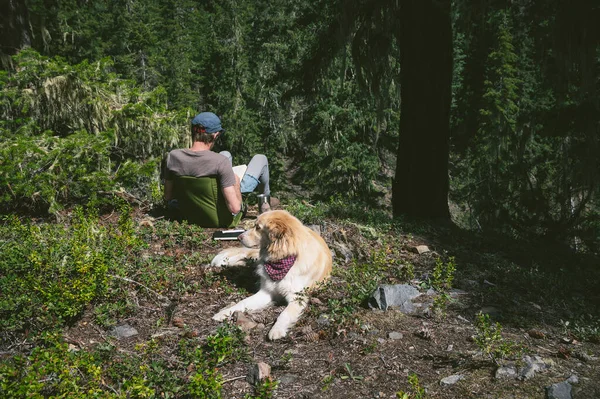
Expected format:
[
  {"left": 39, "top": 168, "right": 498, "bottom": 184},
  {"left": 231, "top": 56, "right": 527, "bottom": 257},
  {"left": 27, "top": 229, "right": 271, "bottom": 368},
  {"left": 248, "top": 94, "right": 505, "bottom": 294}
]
[
  {"left": 232, "top": 165, "right": 247, "bottom": 180},
  {"left": 212, "top": 229, "right": 245, "bottom": 240}
]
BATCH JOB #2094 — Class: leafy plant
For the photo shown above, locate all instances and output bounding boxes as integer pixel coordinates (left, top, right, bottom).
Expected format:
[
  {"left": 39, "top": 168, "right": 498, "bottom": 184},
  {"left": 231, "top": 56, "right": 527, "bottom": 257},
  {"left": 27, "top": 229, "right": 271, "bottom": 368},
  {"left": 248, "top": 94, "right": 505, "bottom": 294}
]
[
  {"left": 340, "top": 363, "right": 363, "bottom": 382},
  {"left": 188, "top": 368, "right": 223, "bottom": 399},
  {"left": 245, "top": 377, "right": 279, "bottom": 399},
  {"left": 429, "top": 257, "right": 457, "bottom": 315},
  {"left": 396, "top": 373, "right": 426, "bottom": 399},
  {"left": 474, "top": 312, "right": 518, "bottom": 365},
  {"left": 205, "top": 323, "right": 248, "bottom": 365}
]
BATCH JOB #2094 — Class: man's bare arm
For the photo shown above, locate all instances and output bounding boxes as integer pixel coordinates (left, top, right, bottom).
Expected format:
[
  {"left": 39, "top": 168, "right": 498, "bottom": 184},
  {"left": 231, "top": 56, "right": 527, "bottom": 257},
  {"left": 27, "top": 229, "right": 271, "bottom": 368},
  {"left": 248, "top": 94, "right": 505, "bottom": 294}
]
[
  {"left": 164, "top": 179, "right": 174, "bottom": 202},
  {"left": 222, "top": 174, "right": 242, "bottom": 214}
]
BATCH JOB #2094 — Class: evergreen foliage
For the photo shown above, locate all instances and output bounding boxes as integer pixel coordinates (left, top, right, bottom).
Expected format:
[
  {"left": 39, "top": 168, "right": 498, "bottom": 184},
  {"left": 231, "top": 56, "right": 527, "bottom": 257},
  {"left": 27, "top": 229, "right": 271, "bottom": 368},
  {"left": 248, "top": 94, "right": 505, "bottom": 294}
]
[
  {"left": 1, "top": 0, "right": 599, "bottom": 248},
  {"left": 0, "top": 49, "right": 188, "bottom": 213}
]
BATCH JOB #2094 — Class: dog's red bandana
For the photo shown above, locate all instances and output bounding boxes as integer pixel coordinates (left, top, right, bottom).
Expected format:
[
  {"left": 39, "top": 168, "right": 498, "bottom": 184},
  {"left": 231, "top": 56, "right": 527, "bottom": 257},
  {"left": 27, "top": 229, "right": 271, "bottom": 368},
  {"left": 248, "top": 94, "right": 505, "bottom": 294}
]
[{"left": 264, "top": 255, "right": 297, "bottom": 281}]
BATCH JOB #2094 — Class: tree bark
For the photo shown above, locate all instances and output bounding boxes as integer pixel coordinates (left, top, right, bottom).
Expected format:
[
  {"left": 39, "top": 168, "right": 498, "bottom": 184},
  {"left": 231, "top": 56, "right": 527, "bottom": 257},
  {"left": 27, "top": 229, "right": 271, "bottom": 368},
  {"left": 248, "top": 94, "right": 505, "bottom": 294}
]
[
  {"left": 0, "top": 0, "right": 31, "bottom": 68},
  {"left": 393, "top": 0, "right": 452, "bottom": 219}
]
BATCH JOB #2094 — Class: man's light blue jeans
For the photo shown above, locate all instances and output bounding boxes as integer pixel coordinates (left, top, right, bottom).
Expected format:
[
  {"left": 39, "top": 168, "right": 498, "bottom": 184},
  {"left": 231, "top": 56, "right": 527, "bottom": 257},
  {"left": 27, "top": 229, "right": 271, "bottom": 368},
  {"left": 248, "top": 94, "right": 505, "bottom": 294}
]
[{"left": 219, "top": 152, "right": 270, "bottom": 196}]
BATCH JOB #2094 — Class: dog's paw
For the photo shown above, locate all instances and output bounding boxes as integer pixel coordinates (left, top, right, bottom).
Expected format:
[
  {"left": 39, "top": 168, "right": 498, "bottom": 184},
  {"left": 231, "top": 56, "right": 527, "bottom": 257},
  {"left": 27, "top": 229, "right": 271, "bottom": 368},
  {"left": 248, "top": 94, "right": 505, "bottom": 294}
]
[
  {"left": 210, "top": 252, "right": 231, "bottom": 267},
  {"left": 212, "top": 309, "right": 232, "bottom": 321},
  {"left": 268, "top": 325, "right": 288, "bottom": 341}
]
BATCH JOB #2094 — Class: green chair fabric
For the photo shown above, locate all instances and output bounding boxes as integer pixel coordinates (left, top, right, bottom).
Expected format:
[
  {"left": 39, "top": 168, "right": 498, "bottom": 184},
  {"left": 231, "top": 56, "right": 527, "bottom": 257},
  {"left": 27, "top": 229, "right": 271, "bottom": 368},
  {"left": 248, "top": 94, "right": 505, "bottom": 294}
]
[{"left": 172, "top": 175, "right": 243, "bottom": 228}]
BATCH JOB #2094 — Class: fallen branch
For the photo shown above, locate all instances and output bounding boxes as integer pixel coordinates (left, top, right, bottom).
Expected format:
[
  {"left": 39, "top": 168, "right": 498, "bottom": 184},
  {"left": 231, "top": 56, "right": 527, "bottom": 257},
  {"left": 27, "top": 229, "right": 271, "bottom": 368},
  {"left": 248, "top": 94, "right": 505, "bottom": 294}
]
[
  {"left": 222, "top": 375, "right": 247, "bottom": 384},
  {"left": 108, "top": 274, "right": 171, "bottom": 305}
]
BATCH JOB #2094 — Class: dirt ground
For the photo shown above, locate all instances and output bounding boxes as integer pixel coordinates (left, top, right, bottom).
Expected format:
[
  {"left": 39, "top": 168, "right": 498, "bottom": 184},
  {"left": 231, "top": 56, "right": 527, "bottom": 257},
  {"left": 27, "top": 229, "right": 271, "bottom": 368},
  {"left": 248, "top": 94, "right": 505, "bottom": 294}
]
[{"left": 62, "top": 205, "right": 600, "bottom": 399}]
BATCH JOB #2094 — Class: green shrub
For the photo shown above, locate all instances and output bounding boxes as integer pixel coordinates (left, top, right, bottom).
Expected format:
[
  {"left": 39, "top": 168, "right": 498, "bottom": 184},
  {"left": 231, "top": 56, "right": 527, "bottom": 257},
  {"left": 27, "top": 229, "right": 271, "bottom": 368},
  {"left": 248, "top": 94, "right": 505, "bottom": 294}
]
[
  {"left": 0, "top": 206, "right": 141, "bottom": 338},
  {"left": 205, "top": 323, "right": 248, "bottom": 365},
  {"left": 0, "top": 49, "right": 189, "bottom": 214},
  {"left": 0, "top": 333, "right": 109, "bottom": 399},
  {"left": 474, "top": 312, "right": 518, "bottom": 365},
  {"left": 188, "top": 368, "right": 223, "bottom": 399}
]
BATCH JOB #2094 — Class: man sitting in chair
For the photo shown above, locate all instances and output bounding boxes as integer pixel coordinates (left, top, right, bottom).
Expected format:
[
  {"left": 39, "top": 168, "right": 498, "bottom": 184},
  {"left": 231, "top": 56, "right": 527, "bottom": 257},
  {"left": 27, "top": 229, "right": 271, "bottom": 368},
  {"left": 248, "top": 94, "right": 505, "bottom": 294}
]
[{"left": 164, "top": 112, "right": 274, "bottom": 226}]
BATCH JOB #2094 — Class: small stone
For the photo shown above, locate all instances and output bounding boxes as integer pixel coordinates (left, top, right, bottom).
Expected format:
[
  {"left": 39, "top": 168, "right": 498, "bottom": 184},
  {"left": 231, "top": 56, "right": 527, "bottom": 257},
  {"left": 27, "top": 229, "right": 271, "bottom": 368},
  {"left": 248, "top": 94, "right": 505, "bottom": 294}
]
[
  {"left": 495, "top": 365, "right": 517, "bottom": 379},
  {"left": 246, "top": 362, "right": 271, "bottom": 386},
  {"left": 545, "top": 381, "right": 572, "bottom": 399},
  {"left": 446, "top": 344, "right": 453, "bottom": 351},
  {"left": 440, "top": 374, "right": 464, "bottom": 386},
  {"left": 233, "top": 311, "right": 257, "bottom": 331},
  {"left": 388, "top": 332, "right": 403, "bottom": 340},
  {"left": 172, "top": 317, "right": 185, "bottom": 328},
  {"left": 567, "top": 375, "right": 579, "bottom": 385},
  {"left": 413, "top": 245, "right": 430, "bottom": 254},
  {"left": 67, "top": 344, "right": 79, "bottom": 352},
  {"left": 110, "top": 324, "right": 138, "bottom": 339},
  {"left": 317, "top": 314, "right": 331, "bottom": 327},
  {"left": 377, "top": 338, "right": 386, "bottom": 344},
  {"left": 310, "top": 297, "right": 323, "bottom": 305},
  {"left": 279, "top": 374, "right": 297, "bottom": 384}
]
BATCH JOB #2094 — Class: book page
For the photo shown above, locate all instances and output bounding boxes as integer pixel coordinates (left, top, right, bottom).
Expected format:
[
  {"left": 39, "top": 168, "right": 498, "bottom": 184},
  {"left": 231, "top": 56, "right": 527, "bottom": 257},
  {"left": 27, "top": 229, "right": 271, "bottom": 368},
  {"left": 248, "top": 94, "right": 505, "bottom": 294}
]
[{"left": 232, "top": 164, "right": 247, "bottom": 180}]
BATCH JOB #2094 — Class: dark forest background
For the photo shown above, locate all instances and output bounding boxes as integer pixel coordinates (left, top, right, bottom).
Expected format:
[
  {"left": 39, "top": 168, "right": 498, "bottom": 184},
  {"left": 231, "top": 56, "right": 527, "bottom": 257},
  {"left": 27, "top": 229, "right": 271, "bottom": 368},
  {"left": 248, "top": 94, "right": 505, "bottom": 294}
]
[{"left": 1, "top": 0, "right": 599, "bottom": 252}]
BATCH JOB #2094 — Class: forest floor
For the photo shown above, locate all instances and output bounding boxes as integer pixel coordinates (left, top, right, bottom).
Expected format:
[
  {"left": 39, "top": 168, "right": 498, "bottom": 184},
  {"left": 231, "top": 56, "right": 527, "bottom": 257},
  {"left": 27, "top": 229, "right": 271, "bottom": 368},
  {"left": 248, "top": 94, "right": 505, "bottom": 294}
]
[
  {"left": 2, "top": 198, "right": 599, "bottom": 398},
  {"left": 0, "top": 200, "right": 600, "bottom": 399}
]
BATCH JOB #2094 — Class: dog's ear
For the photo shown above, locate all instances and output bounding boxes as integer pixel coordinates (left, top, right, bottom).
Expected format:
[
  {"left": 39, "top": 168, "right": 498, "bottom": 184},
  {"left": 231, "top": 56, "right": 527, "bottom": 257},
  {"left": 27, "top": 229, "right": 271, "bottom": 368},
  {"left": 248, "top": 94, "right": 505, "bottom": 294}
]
[{"left": 267, "top": 217, "right": 290, "bottom": 241}]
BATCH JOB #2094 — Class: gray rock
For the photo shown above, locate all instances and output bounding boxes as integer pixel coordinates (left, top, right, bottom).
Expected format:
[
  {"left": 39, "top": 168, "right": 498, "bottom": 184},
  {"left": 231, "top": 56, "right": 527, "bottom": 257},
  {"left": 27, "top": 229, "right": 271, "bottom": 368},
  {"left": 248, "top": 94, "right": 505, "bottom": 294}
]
[
  {"left": 567, "top": 375, "right": 579, "bottom": 385},
  {"left": 317, "top": 314, "right": 331, "bottom": 327},
  {"left": 331, "top": 242, "right": 353, "bottom": 263},
  {"left": 279, "top": 374, "right": 297, "bottom": 384},
  {"left": 368, "top": 284, "right": 421, "bottom": 313},
  {"left": 388, "top": 332, "right": 403, "bottom": 340},
  {"left": 440, "top": 374, "right": 464, "bottom": 386},
  {"left": 545, "top": 381, "right": 572, "bottom": 399},
  {"left": 519, "top": 355, "right": 552, "bottom": 380},
  {"left": 110, "top": 324, "right": 138, "bottom": 339},
  {"left": 246, "top": 362, "right": 271, "bottom": 386},
  {"left": 495, "top": 365, "right": 518, "bottom": 379}
]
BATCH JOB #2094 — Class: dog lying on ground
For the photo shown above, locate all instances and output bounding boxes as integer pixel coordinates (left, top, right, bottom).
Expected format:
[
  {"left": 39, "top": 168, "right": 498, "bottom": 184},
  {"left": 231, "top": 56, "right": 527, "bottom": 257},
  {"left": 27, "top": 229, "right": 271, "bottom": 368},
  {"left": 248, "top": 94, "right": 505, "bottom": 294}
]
[{"left": 210, "top": 210, "right": 332, "bottom": 340}]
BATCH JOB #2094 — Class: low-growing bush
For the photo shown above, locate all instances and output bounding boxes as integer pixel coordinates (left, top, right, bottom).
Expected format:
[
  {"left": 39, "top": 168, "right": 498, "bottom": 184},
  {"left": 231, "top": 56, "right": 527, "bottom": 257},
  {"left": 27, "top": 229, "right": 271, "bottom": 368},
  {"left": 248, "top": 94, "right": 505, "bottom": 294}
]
[{"left": 0, "top": 205, "right": 143, "bottom": 339}]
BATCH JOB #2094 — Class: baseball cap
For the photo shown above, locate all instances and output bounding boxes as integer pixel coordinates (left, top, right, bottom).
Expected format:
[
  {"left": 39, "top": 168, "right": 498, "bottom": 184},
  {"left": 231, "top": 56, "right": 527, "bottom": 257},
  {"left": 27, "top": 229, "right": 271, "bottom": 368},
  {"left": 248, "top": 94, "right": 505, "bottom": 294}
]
[{"left": 191, "top": 112, "right": 223, "bottom": 134}]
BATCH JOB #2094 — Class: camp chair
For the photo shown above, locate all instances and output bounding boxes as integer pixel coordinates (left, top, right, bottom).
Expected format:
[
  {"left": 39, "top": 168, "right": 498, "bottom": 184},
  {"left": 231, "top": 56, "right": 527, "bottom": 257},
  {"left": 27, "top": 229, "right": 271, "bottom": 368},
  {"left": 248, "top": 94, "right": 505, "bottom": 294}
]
[{"left": 172, "top": 175, "right": 244, "bottom": 228}]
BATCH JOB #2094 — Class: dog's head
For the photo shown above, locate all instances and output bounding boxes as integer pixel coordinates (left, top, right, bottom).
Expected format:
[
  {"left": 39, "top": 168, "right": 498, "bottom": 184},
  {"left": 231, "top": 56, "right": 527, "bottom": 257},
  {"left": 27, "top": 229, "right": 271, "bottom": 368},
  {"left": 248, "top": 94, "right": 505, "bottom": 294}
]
[{"left": 239, "top": 210, "right": 302, "bottom": 260}]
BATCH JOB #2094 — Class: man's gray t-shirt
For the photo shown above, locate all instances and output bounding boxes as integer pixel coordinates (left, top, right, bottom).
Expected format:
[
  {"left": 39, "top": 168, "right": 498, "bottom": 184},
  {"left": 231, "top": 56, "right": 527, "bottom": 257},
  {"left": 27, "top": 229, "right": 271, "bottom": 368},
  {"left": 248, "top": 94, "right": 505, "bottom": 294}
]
[{"left": 165, "top": 149, "right": 236, "bottom": 188}]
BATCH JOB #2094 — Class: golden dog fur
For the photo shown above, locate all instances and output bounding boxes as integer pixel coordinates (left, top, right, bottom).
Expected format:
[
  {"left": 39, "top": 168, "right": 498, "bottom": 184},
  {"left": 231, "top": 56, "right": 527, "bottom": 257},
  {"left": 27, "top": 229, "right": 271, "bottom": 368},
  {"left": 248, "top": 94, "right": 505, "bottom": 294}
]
[{"left": 210, "top": 210, "right": 332, "bottom": 340}]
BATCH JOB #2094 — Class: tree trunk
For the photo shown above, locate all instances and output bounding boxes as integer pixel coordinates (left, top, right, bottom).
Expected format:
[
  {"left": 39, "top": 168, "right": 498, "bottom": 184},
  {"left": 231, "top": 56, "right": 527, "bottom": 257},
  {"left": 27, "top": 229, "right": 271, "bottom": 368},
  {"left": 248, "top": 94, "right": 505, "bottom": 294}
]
[
  {"left": 392, "top": 0, "right": 452, "bottom": 219},
  {"left": 0, "top": 0, "right": 31, "bottom": 68}
]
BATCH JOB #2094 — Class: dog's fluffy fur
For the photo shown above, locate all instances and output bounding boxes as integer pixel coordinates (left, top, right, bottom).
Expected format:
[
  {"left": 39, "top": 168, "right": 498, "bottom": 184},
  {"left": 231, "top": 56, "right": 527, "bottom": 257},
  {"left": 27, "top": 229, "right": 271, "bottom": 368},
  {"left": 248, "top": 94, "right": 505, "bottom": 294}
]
[{"left": 210, "top": 210, "right": 332, "bottom": 340}]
